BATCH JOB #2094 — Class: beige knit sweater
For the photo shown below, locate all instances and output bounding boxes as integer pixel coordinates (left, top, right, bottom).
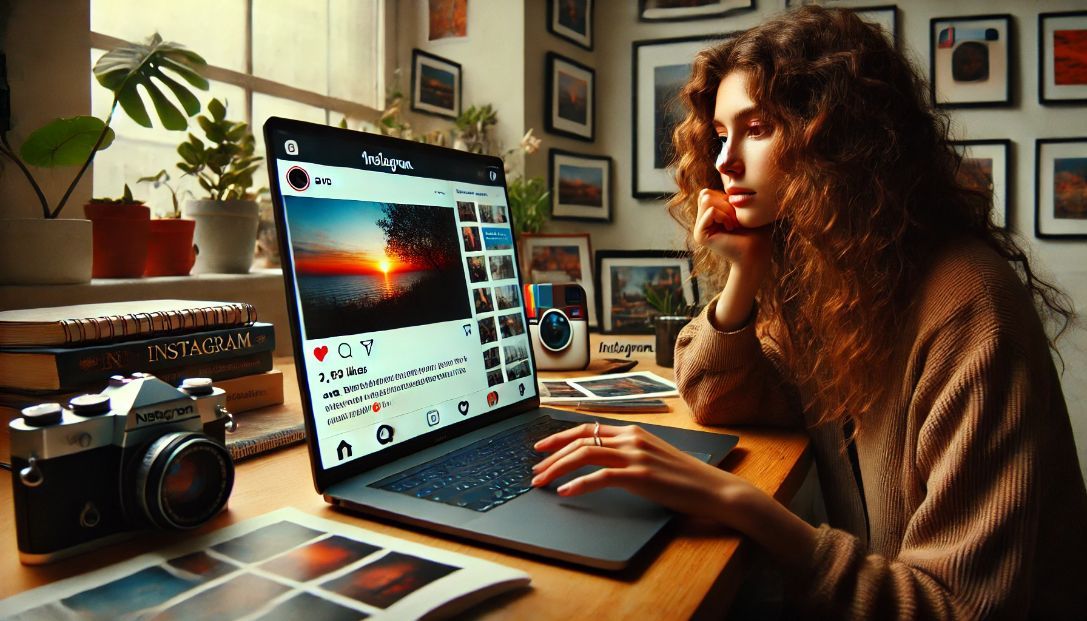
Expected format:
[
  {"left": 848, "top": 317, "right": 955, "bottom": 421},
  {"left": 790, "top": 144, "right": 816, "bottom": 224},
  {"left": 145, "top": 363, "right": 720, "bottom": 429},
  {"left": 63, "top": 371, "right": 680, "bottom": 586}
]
[{"left": 674, "top": 239, "right": 1087, "bottom": 619}]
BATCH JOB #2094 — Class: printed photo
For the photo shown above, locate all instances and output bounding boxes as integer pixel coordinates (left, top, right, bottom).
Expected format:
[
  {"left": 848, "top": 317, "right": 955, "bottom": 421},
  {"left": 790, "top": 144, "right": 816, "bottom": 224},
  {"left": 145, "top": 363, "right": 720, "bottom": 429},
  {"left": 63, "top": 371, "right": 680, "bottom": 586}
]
[
  {"left": 530, "top": 245, "right": 582, "bottom": 280},
  {"left": 154, "top": 573, "right": 291, "bottom": 621},
  {"left": 467, "top": 256, "right": 488, "bottom": 283},
  {"left": 457, "top": 200, "right": 477, "bottom": 221},
  {"left": 575, "top": 374, "right": 675, "bottom": 398},
  {"left": 61, "top": 566, "right": 203, "bottom": 618},
  {"left": 420, "top": 64, "right": 456, "bottom": 110},
  {"left": 483, "top": 346, "right": 501, "bottom": 369},
  {"left": 558, "top": 163, "right": 604, "bottom": 207},
  {"left": 412, "top": 49, "right": 461, "bottom": 118},
  {"left": 541, "top": 380, "right": 588, "bottom": 399},
  {"left": 1055, "top": 29, "right": 1087, "bottom": 86},
  {"left": 259, "top": 535, "right": 381, "bottom": 582},
  {"left": 320, "top": 551, "right": 460, "bottom": 609},
  {"left": 473, "top": 287, "right": 494, "bottom": 314},
  {"left": 167, "top": 551, "right": 239, "bottom": 581},
  {"left": 499, "top": 313, "right": 526, "bottom": 338},
  {"left": 494, "top": 284, "right": 521, "bottom": 310},
  {"left": 462, "top": 226, "right": 482, "bottom": 252},
  {"left": 479, "top": 204, "right": 508, "bottom": 223},
  {"left": 487, "top": 368, "right": 505, "bottom": 386},
  {"left": 506, "top": 359, "right": 532, "bottom": 380},
  {"left": 212, "top": 520, "right": 324, "bottom": 564},
  {"left": 489, "top": 255, "right": 515, "bottom": 280},
  {"left": 547, "top": 53, "right": 595, "bottom": 141},
  {"left": 557, "top": 70, "right": 589, "bottom": 125},
  {"left": 610, "top": 265, "right": 684, "bottom": 332},
  {"left": 255, "top": 592, "right": 365, "bottom": 621},
  {"left": 503, "top": 342, "right": 530, "bottom": 364},
  {"left": 1054, "top": 157, "right": 1087, "bottom": 219},
  {"left": 285, "top": 197, "right": 472, "bottom": 340},
  {"left": 957, "top": 157, "right": 994, "bottom": 197},
  {"left": 478, "top": 316, "right": 498, "bottom": 345},
  {"left": 654, "top": 63, "right": 689, "bottom": 169},
  {"left": 428, "top": 0, "right": 467, "bottom": 40}
]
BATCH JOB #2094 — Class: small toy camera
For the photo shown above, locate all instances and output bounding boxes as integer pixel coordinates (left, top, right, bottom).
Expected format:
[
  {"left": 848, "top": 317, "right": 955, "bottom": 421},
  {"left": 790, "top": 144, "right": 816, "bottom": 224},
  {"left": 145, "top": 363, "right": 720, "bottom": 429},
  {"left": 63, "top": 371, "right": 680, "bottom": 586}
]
[
  {"left": 9, "top": 374, "right": 237, "bottom": 564},
  {"left": 525, "top": 283, "right": 590, "bottom": 371}
]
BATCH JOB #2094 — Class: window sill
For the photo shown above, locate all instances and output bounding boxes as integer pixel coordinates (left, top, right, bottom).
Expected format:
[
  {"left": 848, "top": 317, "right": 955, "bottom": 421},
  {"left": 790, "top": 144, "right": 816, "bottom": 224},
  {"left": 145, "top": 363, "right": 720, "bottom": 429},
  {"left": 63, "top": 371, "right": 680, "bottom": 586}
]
[{"left": 0, "top": 269, "right": 293, "bottom": 356}]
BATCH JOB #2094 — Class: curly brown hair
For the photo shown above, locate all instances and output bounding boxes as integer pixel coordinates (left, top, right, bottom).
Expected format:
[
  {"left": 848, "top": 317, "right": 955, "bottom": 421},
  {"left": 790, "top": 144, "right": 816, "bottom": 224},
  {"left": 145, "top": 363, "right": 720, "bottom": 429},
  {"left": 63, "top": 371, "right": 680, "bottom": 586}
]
[{"left": 668, "top": 6, "right": 1073, "bottom": 428}]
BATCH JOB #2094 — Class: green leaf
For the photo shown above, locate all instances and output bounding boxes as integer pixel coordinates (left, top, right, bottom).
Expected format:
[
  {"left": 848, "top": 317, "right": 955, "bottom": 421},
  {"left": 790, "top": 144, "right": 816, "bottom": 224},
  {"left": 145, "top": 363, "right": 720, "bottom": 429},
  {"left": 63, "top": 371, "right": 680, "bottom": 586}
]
[
  {"left": 152, "top": 68, "right": 200, "bottom": 116},
  {"left": 116, "top": 86, "right": 152, "bottom": 128},
  {"left": 177, "top": 141, "right": 200, "bottom": 165},
  {"left": 142, "top": 80, "right": 187, "bottom": 130},
  {"left": 208, "top": 98, "right": 226, "bottom": 122},
  {"left": 20, "top": 116, "right": 116, "bottom": 167}
]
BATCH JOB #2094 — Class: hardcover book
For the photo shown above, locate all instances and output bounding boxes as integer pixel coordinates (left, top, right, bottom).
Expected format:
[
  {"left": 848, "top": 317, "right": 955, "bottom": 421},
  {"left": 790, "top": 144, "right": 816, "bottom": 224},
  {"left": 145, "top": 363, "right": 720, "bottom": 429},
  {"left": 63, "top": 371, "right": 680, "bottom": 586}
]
[
  {"left": 0, "top": 300, "right": 257, "bottom": 347},
  {"left": 0, "top": 323, "right": 275, "bottom": 391}
]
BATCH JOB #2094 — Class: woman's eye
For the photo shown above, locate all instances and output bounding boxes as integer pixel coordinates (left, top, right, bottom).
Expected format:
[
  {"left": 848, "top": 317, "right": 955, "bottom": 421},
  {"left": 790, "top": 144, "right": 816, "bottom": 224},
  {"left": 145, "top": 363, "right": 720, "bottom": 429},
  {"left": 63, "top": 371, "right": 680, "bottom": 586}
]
[{"left": 748, "top": 122, "right": 769, "bottom": 138}]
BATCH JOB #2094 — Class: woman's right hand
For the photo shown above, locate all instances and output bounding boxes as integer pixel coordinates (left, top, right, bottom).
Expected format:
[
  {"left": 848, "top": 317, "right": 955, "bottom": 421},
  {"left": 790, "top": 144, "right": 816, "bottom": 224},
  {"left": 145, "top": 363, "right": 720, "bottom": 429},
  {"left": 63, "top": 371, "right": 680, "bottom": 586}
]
[{"left": 693, "top": 188, "right": 772, "bottom": 269}]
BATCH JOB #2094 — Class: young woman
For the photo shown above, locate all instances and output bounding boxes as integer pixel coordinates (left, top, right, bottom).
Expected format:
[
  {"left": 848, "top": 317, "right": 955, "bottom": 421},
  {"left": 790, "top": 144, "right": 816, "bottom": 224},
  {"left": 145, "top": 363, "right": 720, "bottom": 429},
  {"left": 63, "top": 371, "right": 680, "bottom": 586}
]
[{"left": 531, "top": 6, "right": 1087, "bottom": 617}]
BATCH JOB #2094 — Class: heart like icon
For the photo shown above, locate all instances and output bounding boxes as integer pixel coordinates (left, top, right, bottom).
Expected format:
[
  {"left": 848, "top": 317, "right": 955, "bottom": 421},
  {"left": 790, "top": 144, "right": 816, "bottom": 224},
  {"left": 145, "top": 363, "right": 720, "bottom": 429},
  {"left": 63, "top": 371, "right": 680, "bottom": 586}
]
[
  {"left": 458, "top": 401, "right": 469, "bottom": 415},
  {"left": 314, "top": 345, "right": 329, "bottom": 361}
]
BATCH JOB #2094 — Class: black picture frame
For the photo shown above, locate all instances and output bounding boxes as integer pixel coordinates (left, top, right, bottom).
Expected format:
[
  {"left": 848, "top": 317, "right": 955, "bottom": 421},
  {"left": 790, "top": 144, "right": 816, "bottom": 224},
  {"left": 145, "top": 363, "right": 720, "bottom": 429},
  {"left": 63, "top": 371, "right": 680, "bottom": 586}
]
[
  {"left": 929, "top": 14, "right": 1014, "bottom": 109},
  {"left": 1034, "top": 137, "right": 1087, "bottom": 240},
  {"left": 851, "top": 5, "right": 899, "bottom": 50},
  {"left": 595, "top": 250, "right": 698, "bottom": 334},
  {"left": 546, "top": 52, "right": 595, "bottom": 142},
  {"left": 410, "top": 49, "right": 462, "bottom": 119},
  {"left": 638, "top": 0, "right": 754, "bottom": 22},
  {"left": 548, "top": 148, "right": 612, "bottom": 223},
  {"left": 631, "top": 34, "right": 728, "bottom": 200},
  {"left": 951, "top": 139, "right": 1013, "bottom": 230},
  {"left": 1039, "top": 11, "right": 1087, "bottom": 105},
  {"left": 548, "top": 0, "right": 593, "bottom": 50}
]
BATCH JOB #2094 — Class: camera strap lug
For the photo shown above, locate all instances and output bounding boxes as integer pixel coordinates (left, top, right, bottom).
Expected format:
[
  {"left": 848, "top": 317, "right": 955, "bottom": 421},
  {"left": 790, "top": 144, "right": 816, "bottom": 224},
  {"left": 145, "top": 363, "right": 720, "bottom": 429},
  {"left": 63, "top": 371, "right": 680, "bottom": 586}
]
[
  {"left": 19, "top": 456, "right": 44, "bottom": 488},
  {"left": 218, "top": 405, "right": 238, "bottom": 433}
]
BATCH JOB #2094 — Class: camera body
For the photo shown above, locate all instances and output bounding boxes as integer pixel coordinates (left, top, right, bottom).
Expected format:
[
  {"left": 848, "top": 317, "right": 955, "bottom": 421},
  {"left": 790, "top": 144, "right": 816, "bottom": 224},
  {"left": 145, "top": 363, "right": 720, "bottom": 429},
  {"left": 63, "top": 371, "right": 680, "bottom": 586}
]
[
  {"left": 9, "top": 374, "right": 236, "bottom": 564},
  {"left": 525, "top": 283, "right": 590, "bottom": 371}
]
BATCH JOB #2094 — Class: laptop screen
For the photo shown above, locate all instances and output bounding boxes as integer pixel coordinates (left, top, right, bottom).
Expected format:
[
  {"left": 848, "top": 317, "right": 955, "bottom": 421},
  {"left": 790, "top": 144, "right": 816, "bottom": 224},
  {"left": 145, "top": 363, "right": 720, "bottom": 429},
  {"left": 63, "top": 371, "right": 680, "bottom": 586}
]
[{"left": 264, "top": 118, "right": 539, "bottom": 478}]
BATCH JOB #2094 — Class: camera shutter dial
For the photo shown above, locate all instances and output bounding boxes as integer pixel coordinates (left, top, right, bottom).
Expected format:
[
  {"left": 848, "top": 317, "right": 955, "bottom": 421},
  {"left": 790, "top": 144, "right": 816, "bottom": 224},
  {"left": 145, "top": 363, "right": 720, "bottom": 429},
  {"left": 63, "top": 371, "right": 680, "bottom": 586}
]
[{"left": 21, "top": 403, "right": 63, "bottom": 427}]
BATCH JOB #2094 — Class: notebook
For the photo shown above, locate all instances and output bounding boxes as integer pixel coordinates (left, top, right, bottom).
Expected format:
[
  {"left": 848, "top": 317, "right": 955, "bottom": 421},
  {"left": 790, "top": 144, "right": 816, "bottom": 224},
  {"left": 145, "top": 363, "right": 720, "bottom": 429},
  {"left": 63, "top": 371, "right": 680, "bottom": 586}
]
[{"left": 263, "top": 117, "right": 738, "bottom": 570}]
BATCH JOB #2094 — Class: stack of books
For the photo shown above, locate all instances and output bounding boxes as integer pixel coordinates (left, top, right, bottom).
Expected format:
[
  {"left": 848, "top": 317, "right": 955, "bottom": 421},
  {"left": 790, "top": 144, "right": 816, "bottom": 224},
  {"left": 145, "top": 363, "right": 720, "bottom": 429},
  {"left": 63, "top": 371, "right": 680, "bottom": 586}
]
[{"left": 0, "top": 300, "right": 285, "bottom": 446}]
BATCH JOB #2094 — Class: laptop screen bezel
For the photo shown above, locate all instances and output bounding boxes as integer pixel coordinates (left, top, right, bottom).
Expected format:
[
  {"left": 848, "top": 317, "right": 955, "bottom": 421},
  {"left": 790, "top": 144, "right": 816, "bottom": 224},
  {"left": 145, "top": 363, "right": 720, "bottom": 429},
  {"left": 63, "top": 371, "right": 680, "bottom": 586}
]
[{"left": 263, "top": 116, "right": 545, "bottom": 494}]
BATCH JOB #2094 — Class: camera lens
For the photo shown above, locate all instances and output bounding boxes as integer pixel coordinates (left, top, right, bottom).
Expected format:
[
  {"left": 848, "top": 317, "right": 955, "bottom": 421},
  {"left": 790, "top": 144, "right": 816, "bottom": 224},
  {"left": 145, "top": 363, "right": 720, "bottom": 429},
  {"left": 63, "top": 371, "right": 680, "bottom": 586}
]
[
  {"left": 136, "top": 432, "right": 234, "bottom": 530},
  {"left": 539, "top": 308, "right": 573, "bottom": 352}
]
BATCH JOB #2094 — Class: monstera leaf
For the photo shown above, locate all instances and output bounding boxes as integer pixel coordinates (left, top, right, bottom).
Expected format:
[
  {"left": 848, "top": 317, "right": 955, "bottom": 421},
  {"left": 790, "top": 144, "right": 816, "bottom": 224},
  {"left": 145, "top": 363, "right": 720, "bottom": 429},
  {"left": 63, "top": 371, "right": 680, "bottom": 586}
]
[
  {"left": 93, "top": 33, "right": 209, "bottom": 130},
  {"left": 20, "top": 116, "right": 116, "bottom": 167}
]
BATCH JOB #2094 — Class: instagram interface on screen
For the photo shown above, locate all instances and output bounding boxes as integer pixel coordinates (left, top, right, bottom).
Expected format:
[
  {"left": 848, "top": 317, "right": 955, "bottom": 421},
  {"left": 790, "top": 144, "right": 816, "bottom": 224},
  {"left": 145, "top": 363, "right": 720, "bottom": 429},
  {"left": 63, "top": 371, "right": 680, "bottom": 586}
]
[{"left": 273, "top": 137, "right": 537, "bottom": 469}]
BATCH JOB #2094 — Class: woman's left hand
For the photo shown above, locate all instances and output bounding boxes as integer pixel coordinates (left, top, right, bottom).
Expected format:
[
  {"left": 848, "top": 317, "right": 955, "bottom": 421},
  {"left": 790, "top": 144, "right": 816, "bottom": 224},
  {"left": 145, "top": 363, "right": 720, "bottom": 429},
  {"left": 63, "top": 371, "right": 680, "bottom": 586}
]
[{"left": 531, "top": 422, "right": 759, "bottom": 525}]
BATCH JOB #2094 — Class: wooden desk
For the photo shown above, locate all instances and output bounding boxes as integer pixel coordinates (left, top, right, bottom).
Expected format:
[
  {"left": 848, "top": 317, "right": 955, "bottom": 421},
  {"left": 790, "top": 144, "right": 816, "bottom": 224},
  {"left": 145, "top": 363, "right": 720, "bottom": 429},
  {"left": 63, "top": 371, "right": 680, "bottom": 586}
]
[{"left": 0, "top": 335, "right": 811, "bottom": 618}]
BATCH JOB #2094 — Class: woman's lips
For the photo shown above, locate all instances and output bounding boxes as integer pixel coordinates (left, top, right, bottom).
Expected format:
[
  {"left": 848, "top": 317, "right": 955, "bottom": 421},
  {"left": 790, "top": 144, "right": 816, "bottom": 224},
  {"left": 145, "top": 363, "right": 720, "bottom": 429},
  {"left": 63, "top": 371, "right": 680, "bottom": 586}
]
[{"left": 727, "top": 192, "right": 755, "bottom": 207}]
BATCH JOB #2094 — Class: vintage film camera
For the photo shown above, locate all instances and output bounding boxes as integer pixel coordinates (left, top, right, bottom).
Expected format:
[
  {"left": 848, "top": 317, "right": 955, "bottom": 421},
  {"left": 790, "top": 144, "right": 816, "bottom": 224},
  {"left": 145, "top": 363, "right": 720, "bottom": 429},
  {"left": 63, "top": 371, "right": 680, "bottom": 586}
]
[
  {"left": 9, "top": 374, "right": 237, "bottom": 564},
  {"left": 524, "top": 283, "right": 590, "bottom": 371}
]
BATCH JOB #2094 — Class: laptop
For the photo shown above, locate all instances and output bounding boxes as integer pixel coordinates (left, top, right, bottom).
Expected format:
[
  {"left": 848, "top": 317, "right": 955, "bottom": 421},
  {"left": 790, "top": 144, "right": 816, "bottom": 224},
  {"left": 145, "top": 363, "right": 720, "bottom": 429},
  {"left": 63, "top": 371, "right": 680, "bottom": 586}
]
[{"left": 263, "top": 117, "right": 738, "bottom": 570}]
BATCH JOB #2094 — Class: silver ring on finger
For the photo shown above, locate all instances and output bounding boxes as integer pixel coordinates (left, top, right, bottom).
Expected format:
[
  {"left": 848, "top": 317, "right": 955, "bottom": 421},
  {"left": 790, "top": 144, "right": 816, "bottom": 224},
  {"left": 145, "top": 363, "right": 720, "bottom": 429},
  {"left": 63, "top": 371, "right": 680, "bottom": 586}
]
[{"left": 593, "top": 421, "right": 602, "bottom": 447}]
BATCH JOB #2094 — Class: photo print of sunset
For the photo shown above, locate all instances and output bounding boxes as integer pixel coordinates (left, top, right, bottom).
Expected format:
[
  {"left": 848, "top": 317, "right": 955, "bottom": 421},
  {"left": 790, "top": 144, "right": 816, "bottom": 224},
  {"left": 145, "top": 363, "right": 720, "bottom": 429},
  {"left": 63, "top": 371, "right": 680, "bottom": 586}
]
[{"left": 284, "top": 196, "right": 470, "bottom": 339}]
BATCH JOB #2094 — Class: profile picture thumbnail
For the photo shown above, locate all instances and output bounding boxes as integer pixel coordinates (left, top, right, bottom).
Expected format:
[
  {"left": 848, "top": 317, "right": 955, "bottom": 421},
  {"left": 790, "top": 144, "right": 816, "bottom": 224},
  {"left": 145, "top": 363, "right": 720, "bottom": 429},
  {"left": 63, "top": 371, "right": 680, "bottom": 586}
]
[
  {"left": 494, "top": 284, "right": 520, "bottom": 310},
  {"left": 487, "top": 368, "right": 505, "bottom": 387},
  {"left": 483, "top": 346, "right": 500, "bottom": 369},
  {"left": 478, "top": 316, "right": 498, "bottom": 345},
  {"left": 457, "top": 201, "right": 477, "bottom": 222},
  {"left": 473, "top": 287, "right": 494, "bottom": 313},
  {"left": 461, "top": 226, "right": 481, "bottom": 252},
  {"left": 507, "top": 359, "right": 531, "bottom": 380},
  {"left": 466, "top": 256, "right": 488, "bottom": 283},
  {"left": 479, "top": 204, "right": 508, "bottom": 224},
  {"left": 499, "top": 313, "right": 525, "bottom": 338},
  {"left": 488, "top": 255, "right": 515, "bottom": 280},
  {"left": 284, "top": 196, "right": 471, "bottom": 340},
  {"left": 503, "top": 342, "right": 529, "bottom": 364}
]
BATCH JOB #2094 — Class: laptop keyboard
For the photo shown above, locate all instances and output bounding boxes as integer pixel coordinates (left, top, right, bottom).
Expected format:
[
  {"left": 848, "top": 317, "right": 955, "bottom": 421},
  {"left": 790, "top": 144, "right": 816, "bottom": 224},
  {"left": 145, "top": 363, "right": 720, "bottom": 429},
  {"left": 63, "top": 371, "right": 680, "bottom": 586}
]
[{"left": 371, "top": 416, "right": 579, "bottom": 512}]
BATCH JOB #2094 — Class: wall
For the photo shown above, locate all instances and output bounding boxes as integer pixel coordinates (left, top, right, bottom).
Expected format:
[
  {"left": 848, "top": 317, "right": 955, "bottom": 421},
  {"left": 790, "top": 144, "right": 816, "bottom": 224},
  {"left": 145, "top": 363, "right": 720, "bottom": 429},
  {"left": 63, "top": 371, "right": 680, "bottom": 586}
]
[{"left": 526, "top": 0, "right": 1087, "bottom": 480}]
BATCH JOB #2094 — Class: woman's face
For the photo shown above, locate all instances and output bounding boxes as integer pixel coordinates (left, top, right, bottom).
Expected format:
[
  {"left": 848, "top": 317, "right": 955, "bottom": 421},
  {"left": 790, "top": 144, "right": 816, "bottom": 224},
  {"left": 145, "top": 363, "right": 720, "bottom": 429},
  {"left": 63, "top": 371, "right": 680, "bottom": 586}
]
[{"left": 712, "top": 71, "right": 783, "bottom": 228}]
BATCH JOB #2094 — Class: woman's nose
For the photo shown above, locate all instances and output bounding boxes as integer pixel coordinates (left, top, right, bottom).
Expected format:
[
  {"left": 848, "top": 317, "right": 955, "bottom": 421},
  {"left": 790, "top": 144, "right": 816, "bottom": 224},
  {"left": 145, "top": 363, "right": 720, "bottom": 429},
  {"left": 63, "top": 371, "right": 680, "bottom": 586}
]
[{"left": 716, "top": 142, "right": 743, "bottom": 177}]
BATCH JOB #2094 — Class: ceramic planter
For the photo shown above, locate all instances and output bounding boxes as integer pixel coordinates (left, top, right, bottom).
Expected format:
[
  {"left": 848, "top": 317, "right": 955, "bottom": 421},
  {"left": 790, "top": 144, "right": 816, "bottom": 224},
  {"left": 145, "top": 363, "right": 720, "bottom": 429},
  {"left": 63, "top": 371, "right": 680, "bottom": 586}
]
[
  {"left": 0, "top": 218, "right": 93, "bottom": 285},
  {"left": 145, "top": 218, "right": 197, "bottom": 277},
  {"left": 183, "top": 199, "right": 259, "bottom": 274},
  {"left": 654, "top": 315, "right": 692, "bottom": 368},
  {"left": 84, "top": 202, "right": 151, "bottom": 278}
]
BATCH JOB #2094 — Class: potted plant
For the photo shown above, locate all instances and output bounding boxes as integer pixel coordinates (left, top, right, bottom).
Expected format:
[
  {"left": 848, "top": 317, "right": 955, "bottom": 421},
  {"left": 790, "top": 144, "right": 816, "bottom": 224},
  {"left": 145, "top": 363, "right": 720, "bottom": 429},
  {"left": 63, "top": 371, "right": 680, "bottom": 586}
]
[
  {"left": 177, "top": 98, "right": 263, "bottom": 274},
  {"left": 81, "top": 184, "right": 151, "bottom": 278},
  {"left": 138, "top": 170, "right": 196, "bottom": 276},
  {"left": 0, "top": 34, "right": 207, "bottom": 285},
  {"left": 644, "top": 284, "right": 700, "bottom": 368}
]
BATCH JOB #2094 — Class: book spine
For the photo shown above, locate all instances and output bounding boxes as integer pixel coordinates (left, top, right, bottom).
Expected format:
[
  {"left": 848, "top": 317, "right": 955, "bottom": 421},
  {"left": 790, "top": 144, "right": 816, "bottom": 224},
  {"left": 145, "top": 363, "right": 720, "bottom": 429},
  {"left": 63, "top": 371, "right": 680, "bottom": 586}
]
[
  {"left": 154, "top": 351, "right": 275, "bottom": 388},
  {"left": 227, "top": 425, "right": 306, "bottom": 462},
  {"left": 58, "top": 303, "right": 258, "bottom": 345},
  {"left": 50, "top": 324, "right": 275, "bottom": 389},
  {"left": 214, "top": 370, "right": 285, "bottom": 414}
]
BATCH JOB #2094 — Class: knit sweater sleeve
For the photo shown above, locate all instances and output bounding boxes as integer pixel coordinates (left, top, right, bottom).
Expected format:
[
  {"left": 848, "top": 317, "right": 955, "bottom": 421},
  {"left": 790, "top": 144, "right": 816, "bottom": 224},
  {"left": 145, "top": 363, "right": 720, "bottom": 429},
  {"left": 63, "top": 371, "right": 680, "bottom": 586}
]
[
  {"left": 795, "top": 320, "right": 1043, "bottom": 619},
  {"left": 672, "top": 296, "right": 802, "bottom": 428}
]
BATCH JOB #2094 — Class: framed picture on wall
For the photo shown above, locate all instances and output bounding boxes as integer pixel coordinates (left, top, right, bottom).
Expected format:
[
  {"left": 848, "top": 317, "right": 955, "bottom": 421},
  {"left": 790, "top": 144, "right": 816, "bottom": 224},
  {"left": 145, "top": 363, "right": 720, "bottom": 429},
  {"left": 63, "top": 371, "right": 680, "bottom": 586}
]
[
  {"left": 548, "top": 0, "right": 593, "bottom": 50},
  {"left": 549, "top": 149, "right": 611, "bottom": 222},
  {"left": 638, "top": 0, "right": 754, "bottom": 22},
  {"left": 546, "top": 53, "right": 595, "bottom": 141},
  {"left": 411, "top": 49, "right": 462, "bottom": 118},
  {"left": 852, "top": 5, "right": 898, "bottom": 49},
  {"left": 595, "top": 250, "right": 697, "bottom": 334},
  {"left": 951, "top": 139, "right": 1012, "bottom": 230},
  {"left": 1039, "top": 11, "right": 1087, "bottom": 105},
  {"left": 520, "top": 233, "right": 598, "bottom": 327},
  {"left": 930, "top": 14, "right": 1013, "bottom": 108},
  {"left": 1035, "top": 138, "right": 1087, "bottom": 239},
  {"left": 632, "top": 34, "right": 730, "bottom": 200}
]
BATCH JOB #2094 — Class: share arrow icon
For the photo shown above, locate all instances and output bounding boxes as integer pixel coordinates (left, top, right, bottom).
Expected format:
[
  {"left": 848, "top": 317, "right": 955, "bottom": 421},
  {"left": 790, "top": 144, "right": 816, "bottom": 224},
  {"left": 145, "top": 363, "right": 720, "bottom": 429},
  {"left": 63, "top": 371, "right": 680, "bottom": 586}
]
[{"left": 360, "top": 339, "right": 374, "bottom": 356}]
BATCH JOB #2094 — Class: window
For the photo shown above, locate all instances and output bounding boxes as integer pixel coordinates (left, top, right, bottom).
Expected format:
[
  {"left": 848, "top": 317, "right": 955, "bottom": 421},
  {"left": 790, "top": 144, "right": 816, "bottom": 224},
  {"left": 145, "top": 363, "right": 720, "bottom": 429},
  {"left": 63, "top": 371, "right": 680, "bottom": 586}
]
[{"left": 89, "top": 0, "right": 384, "bottom": 211}]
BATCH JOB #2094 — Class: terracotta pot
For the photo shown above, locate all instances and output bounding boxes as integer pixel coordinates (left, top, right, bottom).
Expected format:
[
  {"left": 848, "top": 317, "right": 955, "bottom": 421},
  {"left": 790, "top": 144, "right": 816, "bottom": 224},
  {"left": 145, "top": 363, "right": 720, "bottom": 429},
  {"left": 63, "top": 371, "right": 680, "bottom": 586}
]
[
  {"left": 84, "top": 202, "right": 151, "bottom": 278},
  {"left": 145, "top": 218, "right": 196, "bottom": 276},
  {"left": 654, "top": 315, "right": 692, "bottom": 368},
  {"left": 183, "top": 199, "right": 259, "bottom": 274},
  {"left": 0, "top": 218, "right": 93, "bottom": 285}
]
